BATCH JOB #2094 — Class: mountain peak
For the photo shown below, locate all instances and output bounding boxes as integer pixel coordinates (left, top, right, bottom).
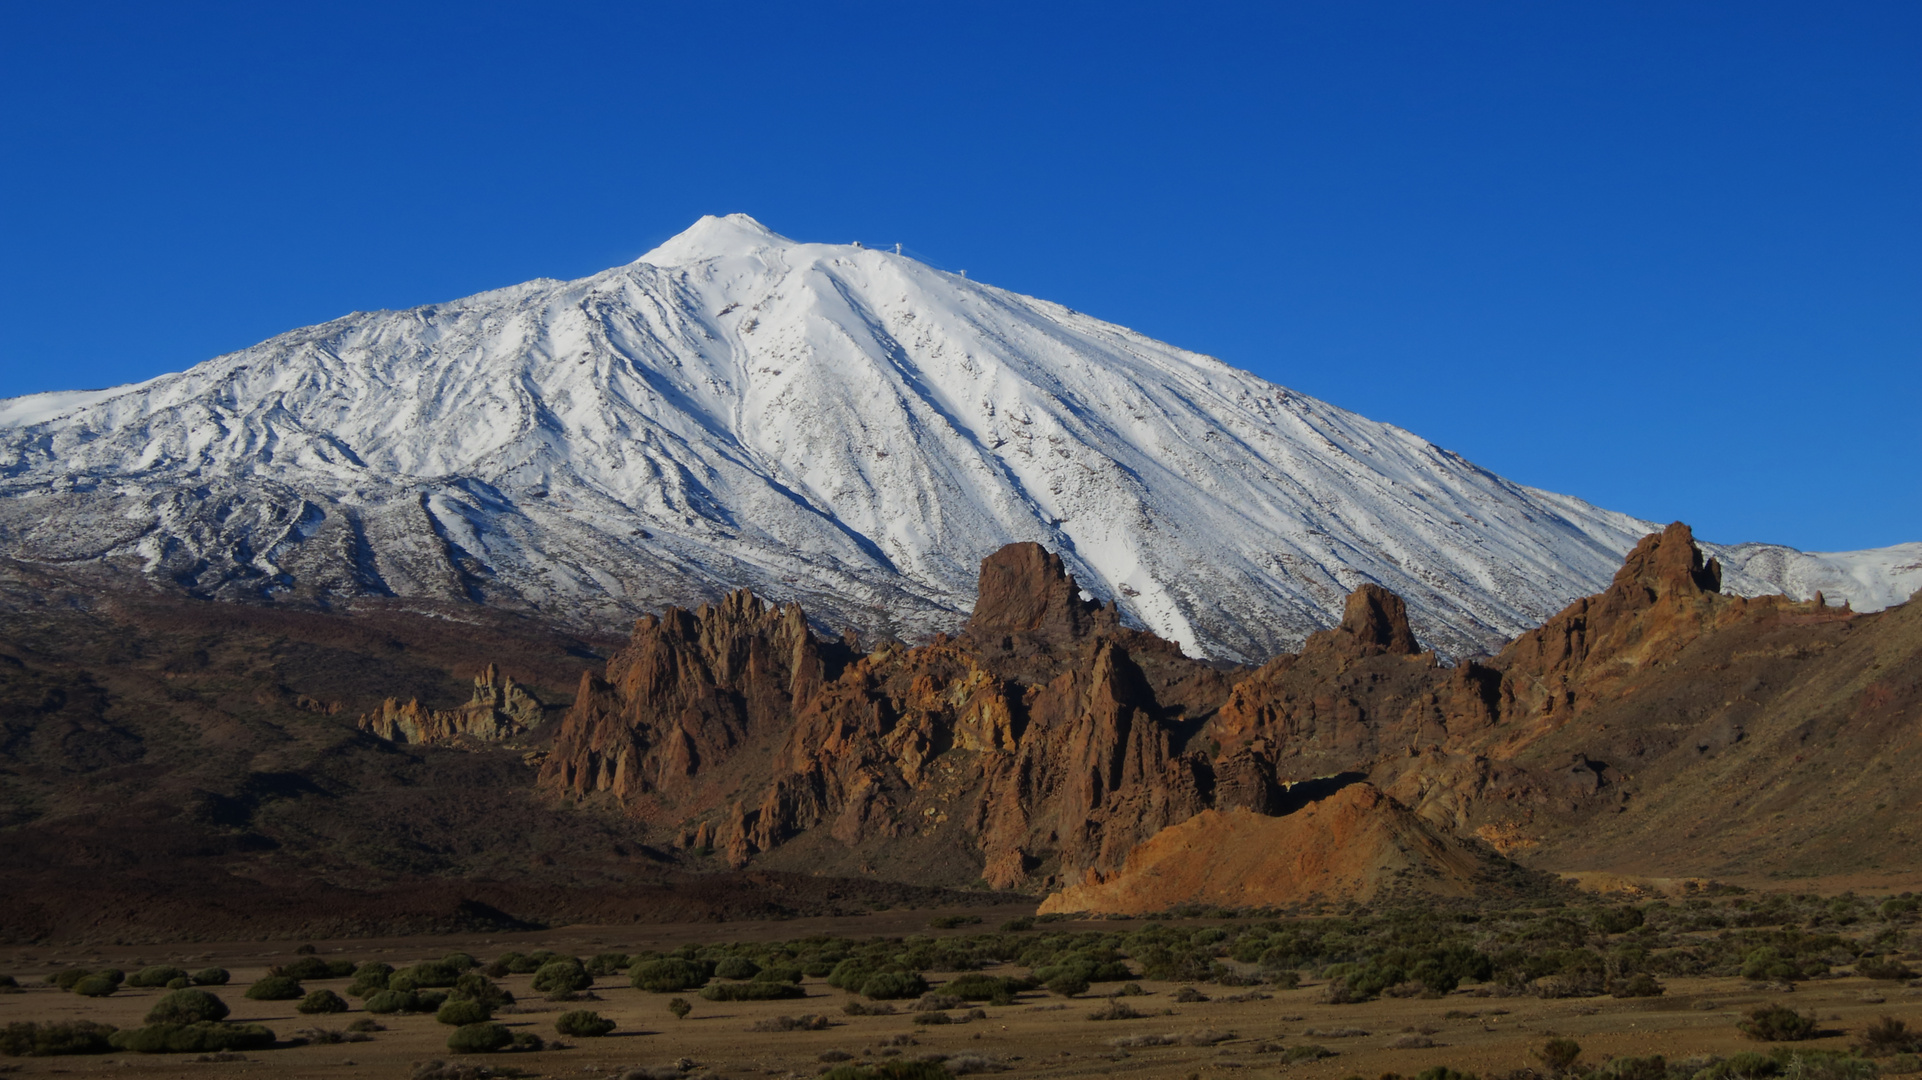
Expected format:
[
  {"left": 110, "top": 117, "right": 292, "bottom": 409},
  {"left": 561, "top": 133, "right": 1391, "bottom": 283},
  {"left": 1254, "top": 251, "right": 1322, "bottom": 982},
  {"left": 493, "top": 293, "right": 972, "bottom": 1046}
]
[{"left": 639, "top": 213, "right": 793, "bottom": 266}]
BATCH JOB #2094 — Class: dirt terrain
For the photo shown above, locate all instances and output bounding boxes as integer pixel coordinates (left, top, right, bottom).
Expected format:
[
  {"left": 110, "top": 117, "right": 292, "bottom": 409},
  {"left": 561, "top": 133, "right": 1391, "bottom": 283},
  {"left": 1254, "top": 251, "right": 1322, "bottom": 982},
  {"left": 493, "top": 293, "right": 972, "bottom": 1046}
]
[{"left": 2, "top": 905, "right": 1919, "bottom": 1080}]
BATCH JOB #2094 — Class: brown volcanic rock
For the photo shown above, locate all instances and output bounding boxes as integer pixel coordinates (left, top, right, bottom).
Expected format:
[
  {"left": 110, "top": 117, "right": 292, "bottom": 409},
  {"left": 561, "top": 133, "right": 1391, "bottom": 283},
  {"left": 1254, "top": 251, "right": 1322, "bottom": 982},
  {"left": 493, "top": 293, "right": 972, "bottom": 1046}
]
[
  {"left": 360, "top": 663, "right": 545, "bottom": 745},
  {"left": 1037, "top": 782, "right": 1501, "bottom": 914},
  {"left": 964, "top": 542, "right": 1120, "bottom": 643}
]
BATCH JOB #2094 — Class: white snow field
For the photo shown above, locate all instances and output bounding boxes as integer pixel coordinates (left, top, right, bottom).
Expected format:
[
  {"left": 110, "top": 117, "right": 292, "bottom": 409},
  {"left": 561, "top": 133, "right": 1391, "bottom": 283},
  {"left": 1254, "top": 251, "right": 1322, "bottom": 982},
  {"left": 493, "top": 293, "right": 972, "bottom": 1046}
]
[{"left": 0, "top": 215, "right": 1912, "bottom": 660}]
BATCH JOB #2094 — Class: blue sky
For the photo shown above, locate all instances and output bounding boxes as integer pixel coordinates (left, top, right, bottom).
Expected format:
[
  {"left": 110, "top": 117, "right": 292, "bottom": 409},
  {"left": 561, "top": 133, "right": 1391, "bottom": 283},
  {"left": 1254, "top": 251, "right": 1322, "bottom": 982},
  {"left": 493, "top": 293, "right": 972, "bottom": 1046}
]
[{"left": 1, "top": 2, "right": 1915, "bottom": 552}]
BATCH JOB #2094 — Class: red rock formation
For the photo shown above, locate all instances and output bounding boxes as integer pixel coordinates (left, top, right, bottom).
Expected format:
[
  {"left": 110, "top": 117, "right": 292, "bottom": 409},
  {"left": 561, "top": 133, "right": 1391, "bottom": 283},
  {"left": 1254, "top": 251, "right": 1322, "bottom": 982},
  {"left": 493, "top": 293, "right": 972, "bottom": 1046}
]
[{"left": 360, "top": 663, "right": 544, "bottom": 745}]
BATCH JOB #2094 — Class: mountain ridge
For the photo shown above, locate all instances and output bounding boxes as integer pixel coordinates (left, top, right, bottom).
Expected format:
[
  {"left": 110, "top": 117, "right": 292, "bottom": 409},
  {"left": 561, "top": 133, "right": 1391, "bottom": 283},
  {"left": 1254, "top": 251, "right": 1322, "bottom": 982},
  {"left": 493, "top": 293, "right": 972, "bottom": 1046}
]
[{"left": 0, "top": 213, "right": 1913, "bottom": 661}]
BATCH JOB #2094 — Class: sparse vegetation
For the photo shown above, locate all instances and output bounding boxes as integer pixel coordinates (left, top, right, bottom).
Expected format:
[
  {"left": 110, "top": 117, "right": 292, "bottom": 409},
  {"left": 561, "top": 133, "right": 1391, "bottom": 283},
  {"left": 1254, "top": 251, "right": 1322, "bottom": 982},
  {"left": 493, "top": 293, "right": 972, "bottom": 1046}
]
[
  {"left": 445, "top": 1021, "right": 513, "bottom": 1054},
  {"left": 667, "top": 997, "right": 692, "bottom": 1020},
  {"left": 555, "top": 1010, "right": 616, "bottom": 1037},
  {"left": 145, "top": 989, "right": 230, "bottom": 1025},
  {"left": 436, "top": 999, "right": 492, "bottom": 1026},
  {"left": 127, "top": 965, "right": 188, "bottom": 988},
  {"left": 531, "top": 958, "right": 592, "bottom": 994},
  {"left": 631, "top": 958, "right": 708, "bottom": 993},
  {"left": 109, "top": 1022, "right": 276, "bottom": 1054},
  {"left": 699, "top": 979, "right": 803, "bottom": 1001},
  {"left": 297, "top": 989, "right": 349, "bottom": 1014},
  {"left": 244, "top": 975, "right": 305, "bottom": 1001},
  {"left": 1740, "top": 1005, "right": 1819, "bottom": 1042},
  {"left": 751, "top": 1014, "right": 830, "bottom": 1032},
  {"left": 1858, "top": 1017, "right": 1922, "bottom": 1057},
  {"left": 0, "top": 1020, "right": 118, "bottom": 1056}
]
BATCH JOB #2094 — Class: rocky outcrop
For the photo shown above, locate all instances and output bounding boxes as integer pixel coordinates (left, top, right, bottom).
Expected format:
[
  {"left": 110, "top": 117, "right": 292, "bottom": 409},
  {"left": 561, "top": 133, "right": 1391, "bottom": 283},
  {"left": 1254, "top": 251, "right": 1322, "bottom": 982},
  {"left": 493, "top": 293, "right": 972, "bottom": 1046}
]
[
  {"left": 536, "top": 522, "right": 1892, "bottom": 898},
  {"left": 359, "top": 663, "right": 545, "bottom": 745},
  {"left": 1038, "top": 783, "right": 1509, "bottom": 914}
]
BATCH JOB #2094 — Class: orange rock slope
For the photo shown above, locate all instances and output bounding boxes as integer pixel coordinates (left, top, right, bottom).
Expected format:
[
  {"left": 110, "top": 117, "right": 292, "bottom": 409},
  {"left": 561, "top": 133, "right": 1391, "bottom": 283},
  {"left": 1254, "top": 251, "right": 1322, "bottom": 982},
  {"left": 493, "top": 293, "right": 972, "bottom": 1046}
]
[{"left": 1038, "top": 783, "right": 1502, "bottom": 914}]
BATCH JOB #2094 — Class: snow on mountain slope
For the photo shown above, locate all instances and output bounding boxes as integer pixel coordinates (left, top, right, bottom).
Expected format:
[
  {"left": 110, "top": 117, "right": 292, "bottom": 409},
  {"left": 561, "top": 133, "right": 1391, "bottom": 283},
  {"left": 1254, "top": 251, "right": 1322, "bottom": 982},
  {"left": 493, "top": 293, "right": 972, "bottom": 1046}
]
[{"left": 0, "top": 214, "right": 1911, "bottom": 661}]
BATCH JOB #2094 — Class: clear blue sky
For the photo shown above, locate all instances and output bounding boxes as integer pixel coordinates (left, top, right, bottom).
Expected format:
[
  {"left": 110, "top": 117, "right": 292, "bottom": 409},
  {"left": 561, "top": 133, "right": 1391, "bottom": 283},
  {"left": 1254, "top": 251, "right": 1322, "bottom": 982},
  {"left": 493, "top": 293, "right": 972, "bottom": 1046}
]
[{"left": 1, "top": 2, "right": 1916, "bottom": 552}]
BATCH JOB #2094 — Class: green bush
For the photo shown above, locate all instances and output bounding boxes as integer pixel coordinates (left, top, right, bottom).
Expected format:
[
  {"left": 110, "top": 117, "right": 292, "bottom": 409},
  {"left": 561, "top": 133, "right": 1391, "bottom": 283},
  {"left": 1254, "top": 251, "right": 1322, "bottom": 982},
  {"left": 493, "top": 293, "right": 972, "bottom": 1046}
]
[
  {"left": 631, "top": 958, "right": 708, "bottom": 993},
  {"left": 1001, "top": 917, "right": 1036, "bottom": 932},
  {"left": 50, "top": 969, "right": 94, "bottom": 991},
  {"left": 363, "top": 989, "right": 421, "bottom": 1014},
  {"left": 701, "top": 980, "right": 804, "bottom": 1001},
  {"left": 1741, "top": 1005, "right": 1818, "bottom": 1042},
  {"left": 1045, "top": 973, "right": 1089, "bottom": 997},
  {"left": 1859, "top": 1017, "right": 1922, "bottom": 1057},
  {"left": 145, "top": 989, "right": 230, "bottom": 1025},
  {"left": 448, "top": 972, "right": 514, "bottom": 1009},
  {"left": 437, "top": 999, "right": 492, "bottom": 1026},
  {"left": 942, "top": 974, "right": 1033, "bottom": 1001},
  {"left": 297, "top": 989, "right": 348, "bottom": 1015},
  {"left": 1857, "top": 956, "right": 1916, "bottom": 981},
  {"left": 556, "top": 1010, "right": 616, "bottom": 1037},
  {"left": 278, "top": 957, "right": 334, "bottom": 981},
  {"left": 72, "top": 975, "right": 118, "bottom": 997},
  {"left": 165, "top": 977, "right": 191, "bottom": 990},
  {"left": 531, "top": 959, "right": 592, "bottom": 994},
  {"left": 1610, "top": 973, "right": 1665, "bottom": 998},
  {"left": 109, "top": 1022, "right": 275, "bottom": 1054},
  {"left": 668, "top": 997, "right": 692, "bottom": 1020},
  {"left": 755, "top": 965, "right": 805, "bottom": 984},
  {"left": 0, "top": 1020, "right": 119, "bottom": 1056},
  {"left": 442, "top": 953, "right": 478, "bottom": 972},
  {"left": 245, "top": 975, "right": 304, "bottom": 1000},
  {"left": 714, "top": 956, "right": 761, "bottom": 980},
  {"left": 1535, "top": 1038, "right": 1583, "bottom": 1074},
  {"left": 587, "top": 953, "right": 633, "bottom": 976},
  {"left": 859, "top": 971, "right": 929, "bottom": 1000},
  {"left": 127, "top": 965, "right": 188, "bottom": 988},
  {"left": 446, "top": 1021, "right": 512, "bottom": 1054},
  {"left": 405, "top": 960, "right": 462, "bottom": 988}
]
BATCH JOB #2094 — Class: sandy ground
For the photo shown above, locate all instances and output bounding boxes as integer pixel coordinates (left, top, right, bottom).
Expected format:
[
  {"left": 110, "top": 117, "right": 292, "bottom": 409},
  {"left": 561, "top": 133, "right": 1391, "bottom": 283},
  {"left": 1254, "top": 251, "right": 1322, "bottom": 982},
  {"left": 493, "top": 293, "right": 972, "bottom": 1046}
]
[{"left": 2, "top": 912, "right": 1919, "bottom": 1080}]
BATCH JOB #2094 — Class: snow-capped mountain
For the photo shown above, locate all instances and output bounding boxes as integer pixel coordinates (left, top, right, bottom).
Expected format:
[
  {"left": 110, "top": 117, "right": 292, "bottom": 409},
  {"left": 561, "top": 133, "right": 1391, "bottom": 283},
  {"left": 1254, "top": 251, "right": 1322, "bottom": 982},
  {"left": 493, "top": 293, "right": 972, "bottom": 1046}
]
[{"left": 1, "top": 215, "right": 1914, "bottom": 661}]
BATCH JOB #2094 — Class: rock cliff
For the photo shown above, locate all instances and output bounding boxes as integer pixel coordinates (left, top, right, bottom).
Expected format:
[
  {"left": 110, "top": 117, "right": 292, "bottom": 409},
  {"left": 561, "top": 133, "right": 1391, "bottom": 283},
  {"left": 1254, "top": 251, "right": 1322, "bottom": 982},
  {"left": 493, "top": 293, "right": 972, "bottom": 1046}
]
[{"left": 360, "top": 663, "right": 545, "bottom": 746}]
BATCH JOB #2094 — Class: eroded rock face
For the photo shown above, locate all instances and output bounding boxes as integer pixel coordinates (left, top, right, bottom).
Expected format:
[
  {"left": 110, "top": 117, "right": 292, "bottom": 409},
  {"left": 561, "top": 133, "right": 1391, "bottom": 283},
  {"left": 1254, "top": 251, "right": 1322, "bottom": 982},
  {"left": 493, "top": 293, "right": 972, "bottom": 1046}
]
[
  {"left": 360, "top": 663, "right": 544, "bottom": 745},
  {"left": 537, "top": 523, "right": 1868, "bottom": 898}
]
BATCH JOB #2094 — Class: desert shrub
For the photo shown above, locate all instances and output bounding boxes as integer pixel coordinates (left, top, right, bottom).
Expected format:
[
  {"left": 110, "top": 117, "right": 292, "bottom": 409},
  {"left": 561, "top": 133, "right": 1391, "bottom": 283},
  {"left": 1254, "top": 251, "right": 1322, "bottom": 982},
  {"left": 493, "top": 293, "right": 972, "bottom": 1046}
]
[
  {"left": 1394, "top": 1034, "right": 1438, "bottom": 1049},
  {"left": 845, "top": 1001, "right": 897, "bottom": 1015},
  {"left": 532, "top": 958, "right": 592, "bottom": 994},
  {"left": 1859, "top": 1017, "right": 1922, "bottom": 1057},
  {"left": 278, "top": 956, "right": 333, "bottom": 981},
  {"left": 586, "top": 952, "right": 632, "bottom": 976},
  {"left": 1885, "top": 1054, "right": 1922, "bottom": 1076},
  {"left": 1413, "top": 1068, "right": 1476, "bottom": 1080},
  {"left": 436, "top": 999, "right": 492, "bottom": 1026},
  {"left": 668, "top": 997, "right": 692, "bottom": 1019},
  {"left": 446, "top": 1021, "right": 512, "bottom": 1054},
  {"left": 912, "top": 993, "right": 962, "bottom": 1012},
  {"left": 1592, "top": 1055, "right": 1668, "bottom": 1080},
  {"left": 632, "top": 958, "right": 707, "bottom": 993},
  {"left": 944, "top": 1054, "right": 1010, "bottom": 1075},
  {"left": 1535, "top": 1038, "right": 1583, "bottom": 1073},
  {"left": 700, "top": 979, "right": 803, "bottom": 1001},
  {"left": 72, "top": 975, "right": 118, "bottom": 997},
  {"left": 1611, "top": 973, "right": 1666, "bottom": 998},
  {"left": 1045, "top": 973, "right": 1089, "bottom": 997},
  {"left": 364, "top": 989, "right": 427, "bottom": 1014},
  {"left": 1268, "top": 969, "right": 1303, "bottom": 990},
  {"left": 752, "top": 1014, "right": 830, "bottom": 1032},
  {"left": 52, "top": 968, "right": 116, "bottom": 991},
  {"left": 128, "top": 965, "right": 189, "bottom": 988},
  {"left": 1002, "top": 917, "right": 1035, "bottom": 932},
  {"left": 714, "top": 955, "right": 761, "bottom": 980},
  {"left": 0, "top": 1020, "right": 119, "bottom": 1056},
  {"left": 1174, "top": 986, "right": 1209, "bottom": 1003},
  {"left": 942, "top": 974, "right": 1032, "bottom": 1002},
  {"left": 145, "top": 989, "right": 231, "bottom": 1025},
  {"left": 165, "top": 977, "right": 191, "bottom": 990},
  {"left": 1285, "top": 1045, "right": 1335, "bottom": 1062},
  {"left": 405, "top": 960, "right": 463, "bottom": 988},
  {"left": 347, "top": 1018, "right": 383, "bottom": 1033},
  {"left": 820, "top": 1062, "right": 954, "bottom": 1080},
  {"left": 1742, "top": 948, "right": 1807, "bottom": 982},
  {"left": 297, "top": 989, "right": 349, "bottom": 1014},
  {"left": 1088, "top": 1000, "right": 1142, "bottom": 1021},
  {"left": 109, "top": 1022, "right": 275, "bottom": 1054},
  {"left": 861, "top": 971, "right": 930, "bottom": 1000},
  {"left": 347, "top": 961, "right": 393, "bottom": 995},
  {"left": 448, "top": 972, "right": 514, "bottom": 1008},
  {"left": 0, "top": 975, "right": 15, "bottom": 992},
  {"left": 1741, "top": 1005, "right": 1818, "bottom": 1042},
  {"left": 1181, "top": 1029, "right": 1236, "bottom": 1046},
  {"left": 556, "top": 1010, "right": 616, "bottom": 1037},
  {"left": 442, "top": 953, "right": 477, "bottom": 972},
  {"left": 914, "top": 1012, "right": 954, "bottom": 1026},
  {"left": 1857, "top": 956, "right": 1916, "bottom": 981},
  {"left": 245, "top": 974, "right": 304, "bottom": 1000},
  {"left": 755, "top": 964, "right": 805, "bottom": 984},
  {"left": 1695, "top": 1051, "right": 1783, "bottom": 1080}
]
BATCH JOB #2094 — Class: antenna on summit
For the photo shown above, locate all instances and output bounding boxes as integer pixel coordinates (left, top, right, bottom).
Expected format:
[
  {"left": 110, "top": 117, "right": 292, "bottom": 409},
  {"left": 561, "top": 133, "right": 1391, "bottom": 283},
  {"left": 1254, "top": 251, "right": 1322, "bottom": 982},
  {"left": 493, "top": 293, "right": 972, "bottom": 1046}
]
[{"left": 894, "top": 243, "right": 902, "bottom": 255}]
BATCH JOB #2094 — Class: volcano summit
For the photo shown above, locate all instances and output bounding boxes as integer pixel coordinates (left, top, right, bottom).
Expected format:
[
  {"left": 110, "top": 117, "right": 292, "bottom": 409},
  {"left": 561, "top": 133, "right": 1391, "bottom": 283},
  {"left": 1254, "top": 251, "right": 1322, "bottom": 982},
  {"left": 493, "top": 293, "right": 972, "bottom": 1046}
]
[{"left": 0, "top": 215, "right": 1913, "bottom": 660}]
